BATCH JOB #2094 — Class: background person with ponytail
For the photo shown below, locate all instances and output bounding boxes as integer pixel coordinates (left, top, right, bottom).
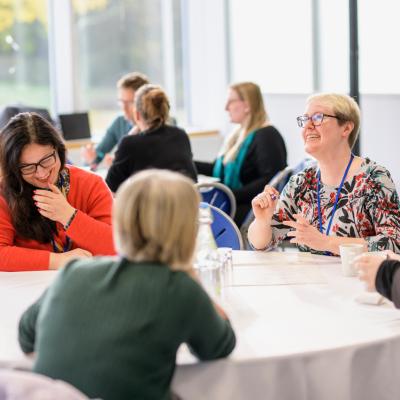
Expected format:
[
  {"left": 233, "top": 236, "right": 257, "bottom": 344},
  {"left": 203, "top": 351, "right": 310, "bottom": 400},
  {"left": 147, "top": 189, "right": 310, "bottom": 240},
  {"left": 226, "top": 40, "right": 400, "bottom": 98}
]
[
  {"left": 106, "top": 84, "right": 197, "bottom": 192},
  {"left": 0, "top": 113, "right": 115, "bottom": 272},
  {"left": 195, "top": 82, "right": 287, "bottom": 226}
]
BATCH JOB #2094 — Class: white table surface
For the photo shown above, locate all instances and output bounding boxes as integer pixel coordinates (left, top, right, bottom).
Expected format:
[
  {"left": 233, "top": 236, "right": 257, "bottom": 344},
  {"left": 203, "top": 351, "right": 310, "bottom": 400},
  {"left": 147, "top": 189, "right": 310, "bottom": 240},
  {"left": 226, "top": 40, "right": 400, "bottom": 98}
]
[
  {"left": 173, "top": 251, "right": 400, "bottom": 400},
  {"left": 1, "top": 251, "right": 400, "bottom": 400}
]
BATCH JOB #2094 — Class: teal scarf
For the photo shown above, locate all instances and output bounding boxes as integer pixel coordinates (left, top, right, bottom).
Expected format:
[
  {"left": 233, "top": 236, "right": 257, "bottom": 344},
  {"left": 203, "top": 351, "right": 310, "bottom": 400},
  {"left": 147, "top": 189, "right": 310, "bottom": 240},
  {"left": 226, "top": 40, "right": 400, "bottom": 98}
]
[{"left": 212, "top": 131, "right": 256, "bottom": 190}]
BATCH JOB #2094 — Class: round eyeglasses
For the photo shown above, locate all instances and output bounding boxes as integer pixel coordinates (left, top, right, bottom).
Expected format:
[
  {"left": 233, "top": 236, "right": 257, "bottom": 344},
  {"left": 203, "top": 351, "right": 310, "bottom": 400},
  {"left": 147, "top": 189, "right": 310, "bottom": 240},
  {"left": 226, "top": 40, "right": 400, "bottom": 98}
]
[
  {"left": 297, "top": 112, "right": 340, "bottom": 128},
  {"left": 19, "top": 151, "right": 57, "bottom": 175}
]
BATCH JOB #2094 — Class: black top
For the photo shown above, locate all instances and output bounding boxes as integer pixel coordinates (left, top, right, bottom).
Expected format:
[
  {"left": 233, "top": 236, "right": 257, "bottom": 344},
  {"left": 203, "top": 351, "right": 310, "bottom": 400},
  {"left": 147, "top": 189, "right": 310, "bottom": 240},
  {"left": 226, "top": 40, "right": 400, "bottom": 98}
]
[
  {"left": 106, "top": 125, "right": 197, "bottom": 192},
  {"left": 196, "top": 125, "right": 287, "bottom": 224},
  {"left": 376, "top": 259, "right": 400, "bottom": 308}
]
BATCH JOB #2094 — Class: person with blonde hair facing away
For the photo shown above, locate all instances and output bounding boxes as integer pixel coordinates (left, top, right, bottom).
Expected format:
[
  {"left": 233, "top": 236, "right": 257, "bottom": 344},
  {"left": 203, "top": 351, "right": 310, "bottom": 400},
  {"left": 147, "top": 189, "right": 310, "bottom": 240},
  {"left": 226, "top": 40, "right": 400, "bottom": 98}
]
[
  {"left": 249, "top": 93, "right": 400, "bottom": 255},
  {"left": 81, "top": 71, "right": 149, "bottom": 170},
  {"left": 106, "top": 84, "right": 197, "bottom": 192},
  {"left": 18, "top": 169, "right": 235, "bottom": 400},
  {"left": 196, "top": 81, "right": 287, "bottom": 226},
  {"left": 0, "top": 113, "right": 115, "bottom": 272}
]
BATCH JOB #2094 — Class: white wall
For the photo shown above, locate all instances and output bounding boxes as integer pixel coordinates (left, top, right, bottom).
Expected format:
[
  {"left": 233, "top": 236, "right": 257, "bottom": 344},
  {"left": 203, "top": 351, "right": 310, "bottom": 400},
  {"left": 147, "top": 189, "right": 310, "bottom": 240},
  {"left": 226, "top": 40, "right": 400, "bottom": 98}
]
[{"left": 361, "top": 95, "right": 400, "bottom": 190}]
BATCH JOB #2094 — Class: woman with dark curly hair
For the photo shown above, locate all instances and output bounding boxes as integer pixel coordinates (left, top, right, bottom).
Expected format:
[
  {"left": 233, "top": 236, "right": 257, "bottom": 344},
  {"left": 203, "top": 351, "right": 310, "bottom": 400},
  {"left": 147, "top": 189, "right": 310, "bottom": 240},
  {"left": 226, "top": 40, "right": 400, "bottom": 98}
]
[{"left": 0, "top": 112, "right": 115, "bottom": 271}]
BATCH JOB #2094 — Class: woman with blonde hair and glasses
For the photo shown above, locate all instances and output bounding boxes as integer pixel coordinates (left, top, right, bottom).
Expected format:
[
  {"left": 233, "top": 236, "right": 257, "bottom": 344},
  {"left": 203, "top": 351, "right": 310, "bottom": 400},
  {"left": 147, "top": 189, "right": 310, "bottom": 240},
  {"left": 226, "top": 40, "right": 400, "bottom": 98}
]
[
  {"left": 249, "top": 93, "right": 400, "bottom": 255},
  {"left": 196, "top": 81, "right": 287, "bottom": 226},
  {"left": 106, "top": 84, "right": 197, "bottom": 192},
  {"left": 19, "top": 169, "right": 235, "bottom": 400}
]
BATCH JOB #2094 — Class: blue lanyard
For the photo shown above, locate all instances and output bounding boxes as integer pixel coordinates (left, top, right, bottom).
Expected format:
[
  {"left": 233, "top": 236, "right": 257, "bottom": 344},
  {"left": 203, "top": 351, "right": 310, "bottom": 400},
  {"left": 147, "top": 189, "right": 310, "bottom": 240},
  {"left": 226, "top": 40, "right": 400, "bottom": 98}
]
[{"left": 317, "top": 153, "right": 354, "bottom": 238}]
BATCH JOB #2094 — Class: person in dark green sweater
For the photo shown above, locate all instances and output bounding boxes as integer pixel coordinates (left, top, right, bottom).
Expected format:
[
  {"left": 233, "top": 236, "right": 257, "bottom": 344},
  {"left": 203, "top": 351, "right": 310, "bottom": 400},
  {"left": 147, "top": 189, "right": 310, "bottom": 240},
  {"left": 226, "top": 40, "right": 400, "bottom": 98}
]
[{"left": 19, "top": 169, "right": 236, "bottom": 400}]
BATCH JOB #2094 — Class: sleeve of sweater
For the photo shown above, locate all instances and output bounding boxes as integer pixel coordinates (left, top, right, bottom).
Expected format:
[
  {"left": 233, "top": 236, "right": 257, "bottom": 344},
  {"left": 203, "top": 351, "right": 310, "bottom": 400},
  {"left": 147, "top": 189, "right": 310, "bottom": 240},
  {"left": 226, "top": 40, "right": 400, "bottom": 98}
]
[
  {"left": 233, "top": 128, "right": 287, "bottom": 204},
  {"left": 184, "top": 278, "right": 236, "bottom": 360},
  {"left": 18, "top": 291, "right": 47, "bottom": 354},
  {"left": 375, "top": 259, "right": 400, "bottom": 307},
  {"left": 66, "top": 172, "right": 115, "bottom": 256},
  {"left": 105, "top": 135, "right": 134, "bottom": 193},
  {"left": 194, "top": 161, "right": 215, "bottom": 176},
  {"left": 0, "top": 197, "right": 50, "bottom": 271}
]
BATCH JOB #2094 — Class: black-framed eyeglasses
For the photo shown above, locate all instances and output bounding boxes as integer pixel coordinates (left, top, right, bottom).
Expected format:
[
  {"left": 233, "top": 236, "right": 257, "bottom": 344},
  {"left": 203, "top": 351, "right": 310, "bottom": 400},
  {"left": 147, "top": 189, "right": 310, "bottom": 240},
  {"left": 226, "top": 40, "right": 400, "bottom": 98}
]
[
  {"left": 296, "top": 112, "right": 341, "bottom": 128},
  {"left": 19, "top": 150, "right": 57, "bottom": 175}
]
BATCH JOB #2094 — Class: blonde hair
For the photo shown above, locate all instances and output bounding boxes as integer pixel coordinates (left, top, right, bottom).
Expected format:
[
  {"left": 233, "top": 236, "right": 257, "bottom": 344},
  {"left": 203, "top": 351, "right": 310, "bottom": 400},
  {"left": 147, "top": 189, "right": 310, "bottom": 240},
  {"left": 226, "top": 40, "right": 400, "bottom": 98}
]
[
  {"left": 113, "top": 169, "right": 200, "bottom": 271},
  {"left": 223, "top": 82, "right": 268, "bottom": 163},
  {"left": 117, "top": 72, "right": 149, "bottom": 91},
  {"left": 307, "top": 93, "right": 361, "bottom": 149},
  {"left": 134, "top": 84, "right": 170, "bottom": 130}
]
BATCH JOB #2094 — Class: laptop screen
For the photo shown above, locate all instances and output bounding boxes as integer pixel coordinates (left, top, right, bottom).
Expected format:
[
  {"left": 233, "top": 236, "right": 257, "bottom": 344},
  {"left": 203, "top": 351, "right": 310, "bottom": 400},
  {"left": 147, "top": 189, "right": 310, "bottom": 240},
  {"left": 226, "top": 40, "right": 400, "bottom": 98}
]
[{"left": 58, "top": 112, "right": 91, "bottom": 140}]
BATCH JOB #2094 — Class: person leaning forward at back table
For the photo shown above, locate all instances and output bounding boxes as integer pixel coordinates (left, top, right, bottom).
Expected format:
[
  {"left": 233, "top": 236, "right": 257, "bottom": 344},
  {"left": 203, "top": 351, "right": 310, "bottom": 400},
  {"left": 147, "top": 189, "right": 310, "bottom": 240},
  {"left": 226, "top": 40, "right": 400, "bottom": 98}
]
[
  {"left": 0, "top": 112, "right": 115, "bottom": 272},
  {"left": 248, "top": 93, "right": 400, "bottom": 255},
  {"left": 18, "top": 169, "right": 235, "bottom": 400},
  {"left": 106, "top": 84, "right": 197, "bottom": 192},
  {"left": 81, "top": 71, "right": 149, "bottom": 170}
]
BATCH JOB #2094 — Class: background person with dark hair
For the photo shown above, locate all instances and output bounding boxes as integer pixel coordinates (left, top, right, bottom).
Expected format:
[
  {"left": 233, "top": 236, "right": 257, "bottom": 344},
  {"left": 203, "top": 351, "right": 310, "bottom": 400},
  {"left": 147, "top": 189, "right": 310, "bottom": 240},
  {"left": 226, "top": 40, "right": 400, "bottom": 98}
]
[{"left": 0, "top": 112, "right": 115, "bottom": 271}]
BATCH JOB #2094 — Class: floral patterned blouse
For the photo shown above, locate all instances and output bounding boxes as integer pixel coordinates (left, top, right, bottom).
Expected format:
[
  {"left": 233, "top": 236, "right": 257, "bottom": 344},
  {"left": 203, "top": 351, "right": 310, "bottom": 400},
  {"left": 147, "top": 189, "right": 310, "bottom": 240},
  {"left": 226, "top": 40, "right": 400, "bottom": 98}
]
[{"left": 267, "top": 158, "right": 400, "bottom": 254}]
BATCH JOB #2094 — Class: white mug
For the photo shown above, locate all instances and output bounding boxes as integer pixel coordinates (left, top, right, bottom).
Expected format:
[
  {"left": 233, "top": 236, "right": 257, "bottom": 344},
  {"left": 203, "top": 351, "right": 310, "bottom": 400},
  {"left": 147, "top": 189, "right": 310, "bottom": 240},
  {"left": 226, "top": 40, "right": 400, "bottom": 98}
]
[{"left": 339, "top": 244, "right": 365, "bottom": 277}]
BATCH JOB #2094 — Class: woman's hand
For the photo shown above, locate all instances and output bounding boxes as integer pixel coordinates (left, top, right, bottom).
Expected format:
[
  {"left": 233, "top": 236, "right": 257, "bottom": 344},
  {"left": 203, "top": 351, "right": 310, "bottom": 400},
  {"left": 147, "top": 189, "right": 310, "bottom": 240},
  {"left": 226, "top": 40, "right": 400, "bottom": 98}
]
[
  {"left": 251, "top": 185, "right": 280, "bottom": 222},
  {"left": 49, "top": 248, "right": 92, "bottom": 270},
  {"left": 283, "top": 214, "right": 327, "bottom": 251},
  {"left": 103, "top": 153, "right": 115, "bottom": 168},
  {"left": 33, "top": 183, "right": 76, "bottom": 226},
  {"left": 81, "top": 143, "right": 96, "bottom": 165},
  {"left": 354, "top": 253, "right": 386, "bottom": 291}
]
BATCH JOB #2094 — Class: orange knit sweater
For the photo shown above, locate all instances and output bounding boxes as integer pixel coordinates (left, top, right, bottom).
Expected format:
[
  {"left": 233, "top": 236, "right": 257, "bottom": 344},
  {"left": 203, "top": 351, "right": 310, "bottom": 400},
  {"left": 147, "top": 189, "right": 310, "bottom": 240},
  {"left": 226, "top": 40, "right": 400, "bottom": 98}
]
[{"left": 0, "top": 166, "right": 116, "bottom": 271}]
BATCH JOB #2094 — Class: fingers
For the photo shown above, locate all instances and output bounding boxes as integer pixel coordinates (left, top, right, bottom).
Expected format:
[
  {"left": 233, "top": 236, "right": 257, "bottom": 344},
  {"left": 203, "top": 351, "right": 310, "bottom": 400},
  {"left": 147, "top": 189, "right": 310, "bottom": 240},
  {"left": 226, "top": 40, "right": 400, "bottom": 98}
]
[
  {"left": 35, "top": 201, "right": 53, "bottom": 213},
  {"left": 33, "top": 190, "right": 58, "bottom": 200},
  {"left": 293, "top": 214, "right": 309, "bottom": 225},
  {"left": 253, "top": 187, "right": 279, "bottom": 210},
  {"left": 48, "top": 183, "right": 62, "bottom": 194}
]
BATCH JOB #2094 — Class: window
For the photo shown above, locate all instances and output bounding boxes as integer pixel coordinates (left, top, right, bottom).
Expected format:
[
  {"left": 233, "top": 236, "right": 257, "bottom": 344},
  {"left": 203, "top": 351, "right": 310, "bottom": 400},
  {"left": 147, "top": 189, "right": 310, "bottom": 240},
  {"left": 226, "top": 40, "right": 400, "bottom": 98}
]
[
  {"left": 0, "top": 0, "right": 50, "bottom": 108},
  {"left": 228, "top": 0, "right": 313, "bottom": 93},
  {"left": 71, "top": 0, "right": 184, "bottom": 132},
  {"left": 359, "top": 0, "right": 400, "bottom": 93}
]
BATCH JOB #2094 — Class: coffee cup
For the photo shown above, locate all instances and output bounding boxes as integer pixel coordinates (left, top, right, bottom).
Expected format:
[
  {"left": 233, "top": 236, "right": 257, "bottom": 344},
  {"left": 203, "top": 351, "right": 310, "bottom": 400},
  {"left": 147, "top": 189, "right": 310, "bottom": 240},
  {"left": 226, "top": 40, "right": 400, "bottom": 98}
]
[{"left": 339, "top": 244, "right": 365, "bottom": 277}]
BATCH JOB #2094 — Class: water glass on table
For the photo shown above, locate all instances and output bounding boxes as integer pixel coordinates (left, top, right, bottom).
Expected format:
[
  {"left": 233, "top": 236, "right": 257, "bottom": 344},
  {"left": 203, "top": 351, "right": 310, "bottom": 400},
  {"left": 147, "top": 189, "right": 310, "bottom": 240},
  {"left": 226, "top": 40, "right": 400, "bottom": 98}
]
[{"left": 217, "top": 247, "right": 233, "bottom": 286}]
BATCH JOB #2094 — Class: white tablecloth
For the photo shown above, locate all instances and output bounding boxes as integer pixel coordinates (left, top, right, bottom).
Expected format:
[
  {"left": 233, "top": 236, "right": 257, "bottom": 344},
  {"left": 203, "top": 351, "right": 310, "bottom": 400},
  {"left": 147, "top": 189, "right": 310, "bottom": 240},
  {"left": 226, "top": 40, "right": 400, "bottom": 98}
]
[
  {"left": 172, "top": 251, "right": 400, "bottom": 400},
  {"left": 1, "top": 252, "right": 400, "bottom": 400}
]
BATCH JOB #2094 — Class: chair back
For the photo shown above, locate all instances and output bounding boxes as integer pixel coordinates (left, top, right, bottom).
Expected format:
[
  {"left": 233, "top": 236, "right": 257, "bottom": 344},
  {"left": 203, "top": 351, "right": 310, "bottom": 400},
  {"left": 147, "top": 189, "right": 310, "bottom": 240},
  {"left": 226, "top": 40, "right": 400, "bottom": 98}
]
[
  {"left": 0, "top": 369, "right": 89, "bottom": 400},
  {"left": 205, "top": 203, "right": 243, "bottom": 250},
  {"left": 0, "top": 105, "right": 54, "bottom": 130},
  {"left": 196, "top": 182, "right": 236, "bottom": 219}
]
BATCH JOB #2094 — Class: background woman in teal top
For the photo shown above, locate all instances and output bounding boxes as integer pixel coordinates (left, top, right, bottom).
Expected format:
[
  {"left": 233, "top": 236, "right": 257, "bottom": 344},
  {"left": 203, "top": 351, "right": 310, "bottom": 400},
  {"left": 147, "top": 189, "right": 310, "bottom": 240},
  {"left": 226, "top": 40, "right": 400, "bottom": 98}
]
[
  {"left": 19, "top": 169, "right": 236, "bottom": 400},
  {"left": 196, "top": 81, "right": 287, "bottom": 226}
]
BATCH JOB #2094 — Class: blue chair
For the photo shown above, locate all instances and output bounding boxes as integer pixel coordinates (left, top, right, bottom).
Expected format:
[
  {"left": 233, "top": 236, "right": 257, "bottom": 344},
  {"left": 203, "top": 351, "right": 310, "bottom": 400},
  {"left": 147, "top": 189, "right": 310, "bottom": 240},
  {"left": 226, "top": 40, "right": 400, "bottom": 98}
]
[
  {"left": 203, "top": 203, "right": 243, "bottom": 250},
  {"left": 196, "top": 182, "right": 236, "bottom": 219}
]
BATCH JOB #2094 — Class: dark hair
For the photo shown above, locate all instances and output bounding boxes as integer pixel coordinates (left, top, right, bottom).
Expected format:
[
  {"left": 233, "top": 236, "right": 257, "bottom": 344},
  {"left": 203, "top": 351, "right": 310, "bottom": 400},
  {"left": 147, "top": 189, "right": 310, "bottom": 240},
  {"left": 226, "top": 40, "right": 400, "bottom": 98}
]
[
  {"left": 0, "top": 112, "right": 66, "bottom": 243},
  {"left": 134, "top": 84, "right": 170, "bottom": 130},
  {"left": 117, "top": 72, "right": 149, "bottom": 92}
]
